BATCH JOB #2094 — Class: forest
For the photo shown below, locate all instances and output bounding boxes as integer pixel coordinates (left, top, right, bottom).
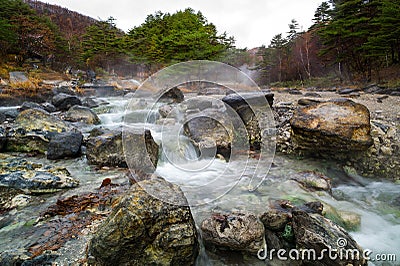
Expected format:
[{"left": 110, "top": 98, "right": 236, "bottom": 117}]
[{"left": 0, "top": 0, "right": 399, "bottom": 86}]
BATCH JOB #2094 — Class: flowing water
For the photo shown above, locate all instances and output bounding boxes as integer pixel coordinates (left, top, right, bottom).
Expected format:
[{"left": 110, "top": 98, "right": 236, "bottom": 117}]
[{"left": 1, "top": 95, "right": 399, "bottom": 265}]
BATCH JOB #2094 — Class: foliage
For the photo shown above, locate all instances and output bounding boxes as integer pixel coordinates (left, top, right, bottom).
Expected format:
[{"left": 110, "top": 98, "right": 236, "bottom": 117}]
[
  {"left": 317, "top": 0, "right": 400, "bottom": 82},
  {"left": 0, "top": 0, "right": 66, "bottom": 67},
  {"left": 125, "top": 8, "right": 234, "bottom": 65},
  {"left": 81, "top": 17, "right": 125, "bottom": 70}
]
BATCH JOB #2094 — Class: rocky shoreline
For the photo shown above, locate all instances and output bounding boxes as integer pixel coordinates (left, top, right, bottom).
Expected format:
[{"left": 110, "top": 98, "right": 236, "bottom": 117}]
[{"left": 0, "top": 80, "right": 399, "bottom": 265}]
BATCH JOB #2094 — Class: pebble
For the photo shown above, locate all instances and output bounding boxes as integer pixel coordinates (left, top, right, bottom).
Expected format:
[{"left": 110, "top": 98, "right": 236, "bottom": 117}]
[{"left": 380, "top": 146, "right": 393, "bottom": 156}]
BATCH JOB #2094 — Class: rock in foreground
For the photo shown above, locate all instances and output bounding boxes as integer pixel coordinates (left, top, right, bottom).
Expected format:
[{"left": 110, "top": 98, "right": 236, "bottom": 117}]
[
  {"left": 290, "top": 99, "right": 373, "bottom": 152},
  {"left": 88, "top": 176, "right": 198, "bottom": 266},
  {"left": 201, "top": 212, "right": 265, "bottom": 254}
]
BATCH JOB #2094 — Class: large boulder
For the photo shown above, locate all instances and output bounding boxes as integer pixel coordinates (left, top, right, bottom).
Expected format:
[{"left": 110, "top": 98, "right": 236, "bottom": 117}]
[
  {"left": 258, "top": 201, "right": 366, "bottom": 266},
  {"left": 6, "top": 109, "right": 70, "bottom": 153},
  {"left": 292, "top": 210, "right": 367, "bottom": 266},
  {"left": 201, "top": 212, "right": 265, "bottom": 254},
  {"left": 159, "top": 87, "right": 184, "bottom": 103},
  {"left": 18, "top": 101, "right": 44, "bottom": 112},
  {"left": 184, "top": 112, "right": 233, "bottom": 160},
  {"left": 86, "top": 129, "right": 159, "bottom": 169},
  {"left": 87, "top": 176, "right": 199, "bottom": 266},
  {"left": 47, "top": 131, "right": 83, "bottom": 160},
  {"left": 222, "top": 92, "right": 274, "bottom": 150},
  {"left": 290, "top": 99, "right": 373, "bottom": 153},
  {"left": 52, "top": 93, "right": 82, "bottom": 111},
  {"left": 64, "top": 105, "right": 101, "bottom": 125}
]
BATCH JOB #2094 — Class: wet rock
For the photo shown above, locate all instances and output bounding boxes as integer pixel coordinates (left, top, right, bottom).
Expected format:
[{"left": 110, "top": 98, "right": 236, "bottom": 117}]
[
  {"left": 47, "top": 131, "right": 83, "bottom": 160},
  {"left": 338, "top": 88, "right": 361, "bottom": 95},
  {"left": 0, "top": 186, "right": 26, "bottom": 213},
  {"left": 64, "top": 105, "right": 101, "bottom": 124},
  {"left": 222, "top": 92, "right": 274, "bottom": 109},
  {"left": 81, "top": 97, "right": 99, "bottom": 108},
  {"left": 1, "top": 108, "right": 19, "bottom": 120},
  {"left": 158, "top": 104, "right": 174, "bottom": 118},
  {"left": 6, "top": 109, "right": 69, "bottom": 153},
  {"left": 292, "top": 171, "right": 332, "bottom": 192},
  {"left": 287, "top": 88, "right": 302, "bottom": 95},
  {"left": 52, "top": 93, "right": 82, "bottom": 111},
  {"left": 0, "top": 249, "right": 59, "bottom": 266},
  {"left": 159, "top": 87, "right": 184, "bottom": 103},
  {"left": 290, "top": 99, "right": 373, "bottom": 153},
  {"left": 52, "top": 86, "right": 76, "bottom": 95},
  {"left": 292, "top": 210, "right": 367, "bottom": 266},
  {"left": 86, "top": 129, "right": 159, "bottom": 170},
  {"left": 298, "top": 98, "right": 321, "bottom": 106},
  {"left": 0, "top": 154, "right": 79, "bottom": 193},
  {"left": 88, "top": 176, "right": 198, "bottom": 266},
  {"left": 0, "top": 171, "right": 78, "bottom": 193},
  {"left": 18, "top": 101, "right": 44, "bottom": 112},
  {"left": 304, "top": 92, "right": 322, "bottom": 98},
  {"left": 0, "top": 112, "right": 5, "bottom": 124},
  {"left": 201, "top": 212, "right": 265, "bottom": 254},
  {"left": 0, "top": 126, "right": 6, "bottom": 151},
  {"left": 41, "top": 102, "right": 56, "bottom": 113},
  {"left": 184, "top": 113, "right": 233, "bottom": 160},
  {"left": 222, "top": 92, "right": 274, "bottom": 151},
  {"left": 259, "top": 210, "right": 290, "bottom": 231}
]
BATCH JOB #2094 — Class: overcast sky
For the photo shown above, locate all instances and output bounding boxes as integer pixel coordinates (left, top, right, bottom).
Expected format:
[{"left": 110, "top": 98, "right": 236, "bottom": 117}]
[{"left": 43, "top": 0, "right": 323, "bottom": 48}]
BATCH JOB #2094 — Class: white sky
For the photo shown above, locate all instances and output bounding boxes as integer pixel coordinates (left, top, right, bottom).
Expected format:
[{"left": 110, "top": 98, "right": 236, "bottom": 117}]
[{"left": 43, "top": 0, "right": 323, "bottom": 48}]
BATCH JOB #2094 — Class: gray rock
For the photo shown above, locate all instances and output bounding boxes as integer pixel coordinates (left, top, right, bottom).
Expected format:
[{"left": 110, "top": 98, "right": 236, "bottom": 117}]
[
  {"left": 86, "top": 129, "right": 159, "bottom": 170},
  {"left": 0, "top": 112, "right": 5, "bottom": 124},
  {"left": 259, "top": 210, "right": 291, "bottom": 231},
  {"left": 184, "top": 114, "right": 233, "bottom": 160},
  {"left": 1, "top": 108, "right": 19, "bottom": 120},
  {"left": 6, "top": 109, "right": 69, "bottom": 154},
  {"left": 222, "top": 92, "right": 274, "bottom": 151},
  {"left": 52, "top": 93, "right": 82, "bottom": 111},
  {"left": 298, "top": 98, "right": 321, "bottom": 106},
  {"left": 0, "top": 127, "right": 5, "bottom": 151},
  {"left": 0, "top": 186, "right": 26, "bottom": 213},
  {"left": 47, "top": 131, "right": 83, "bottom": 160},
  {"left": 0, "top": 170, "right": 78, "bottom": 193},
  {"left": 292, "top": 171, "right": 332, "bottom": 192},
  {"left": 292, "top": 210, "right": 367, "bottom": 266},
  {"left": 88, "top": 176, "right": 198, "bottom": 266},
  {"left": 41, "top": 102, "right": 56, "bottom": 113},
  {"left": 18, "top": 101, "right": 44, "bottom": 112},
  {"left": 222, "top": 92, "right": 274, "bottom": 109},
  {"left": 158, "top": 104, "right": 174, "bottom": 118},
  {"left": 304, "top": 92, "right": 322, "bottom": 98},
  {"left": 201, "top": 212, "right": 265, "bottom": 254},
  {"left": 9, "top": 72, "right": 28, "bottom": 83},
  {"left": 159, "top": 87, "right": 184, "bottom": 103},
  {"left": 52, "top": 86, "right": 76, "bottom": 95},
  {"left": 81, "top": 97, "right": 99, "bottom": 108},
  {"left": 338, "top": 88, "right": 361, "bottom": 95},
  {"left": 290, "top": 99, "right": 373, "bottom": 153},
  {"left": 64, "top": 105, "right": 101, "bottom": 125}
]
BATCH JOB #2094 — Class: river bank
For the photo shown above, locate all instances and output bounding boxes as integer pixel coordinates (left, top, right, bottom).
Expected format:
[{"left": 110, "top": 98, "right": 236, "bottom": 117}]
[{"left": 0, "top": 79, "right": 399, "bottom": 265}]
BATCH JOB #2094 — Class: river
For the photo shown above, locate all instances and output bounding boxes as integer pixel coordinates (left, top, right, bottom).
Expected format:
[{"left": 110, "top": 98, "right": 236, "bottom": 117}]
[{"left": 0, "top": 95, "right": 399, "bottom": 265}]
